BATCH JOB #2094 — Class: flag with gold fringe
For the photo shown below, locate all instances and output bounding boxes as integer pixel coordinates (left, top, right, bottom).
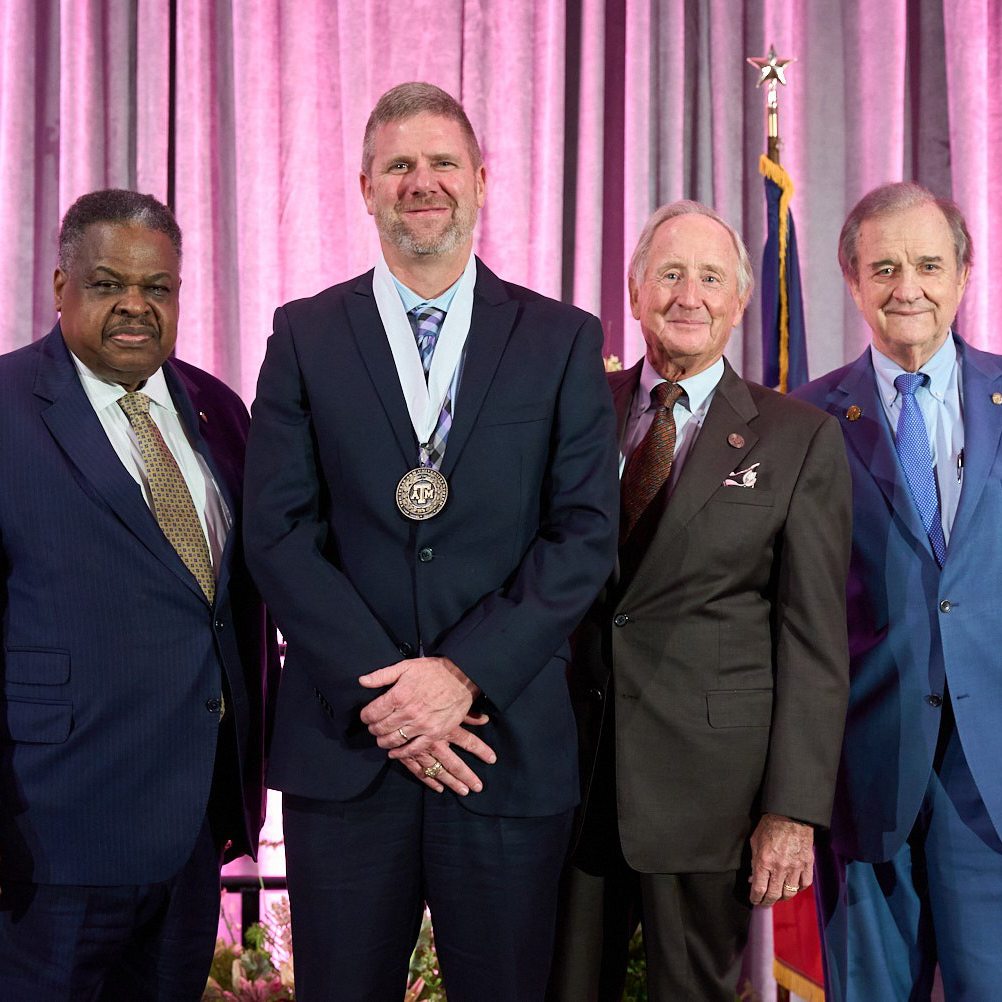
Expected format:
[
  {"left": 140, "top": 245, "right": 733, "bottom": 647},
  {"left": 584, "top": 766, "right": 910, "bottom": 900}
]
[
  {"left": 759, "top": 154, "right": 824, "bottom": 1001},
  {"left": 759, "top": 154, "right": 808, "bottom": 392}
]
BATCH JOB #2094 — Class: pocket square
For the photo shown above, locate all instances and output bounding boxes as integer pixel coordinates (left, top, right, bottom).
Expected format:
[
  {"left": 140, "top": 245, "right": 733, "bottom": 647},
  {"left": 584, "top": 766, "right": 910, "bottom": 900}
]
[{"left": 723, "top": 462, "right": 759, "bottom": 488}]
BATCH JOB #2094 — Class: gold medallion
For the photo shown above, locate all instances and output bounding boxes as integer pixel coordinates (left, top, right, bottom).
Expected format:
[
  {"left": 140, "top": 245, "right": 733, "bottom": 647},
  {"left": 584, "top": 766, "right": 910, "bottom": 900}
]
[{"left": 396, "top": 468, "right": 449, "bottom": 520}]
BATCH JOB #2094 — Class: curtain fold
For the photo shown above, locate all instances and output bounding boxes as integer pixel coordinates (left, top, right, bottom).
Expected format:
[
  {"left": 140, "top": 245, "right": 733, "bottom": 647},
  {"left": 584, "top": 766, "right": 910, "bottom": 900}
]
[{"left": 2, "top": 0, "right": 998, "bottom": 404}]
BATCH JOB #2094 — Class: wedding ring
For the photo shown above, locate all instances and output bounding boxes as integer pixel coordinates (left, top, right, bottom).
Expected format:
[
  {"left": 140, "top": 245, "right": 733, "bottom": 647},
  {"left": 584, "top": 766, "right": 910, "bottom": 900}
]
[
  {"left": 423, "top": 761, "right": 444, "bottom": 779},
  {"left": 398, "top": 727, "right": 408, "bottom": 741},
  {"left": 783, "top": 883, "right": 800, "bottom": 894}
]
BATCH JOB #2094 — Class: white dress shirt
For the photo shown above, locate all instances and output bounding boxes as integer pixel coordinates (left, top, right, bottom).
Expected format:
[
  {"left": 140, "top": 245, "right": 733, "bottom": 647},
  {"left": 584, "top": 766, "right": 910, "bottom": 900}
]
[{"left": 70, "top": 353, "right": 230, "bottom": 573}]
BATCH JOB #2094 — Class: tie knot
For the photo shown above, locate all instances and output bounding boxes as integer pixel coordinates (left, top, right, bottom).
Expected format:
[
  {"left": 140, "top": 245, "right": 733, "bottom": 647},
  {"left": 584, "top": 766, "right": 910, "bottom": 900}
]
[
  {"left": 118, "top": 391, "right": 152, "bottom": 418},
  {"left": 409, "top": 306, "right": 447, "bottom": 340},
  {"left": 894, "top": 372, "right": 927, "bottom": 397},
  {"left": 654, "top": 381, "right": 683, "bottom": 410}
]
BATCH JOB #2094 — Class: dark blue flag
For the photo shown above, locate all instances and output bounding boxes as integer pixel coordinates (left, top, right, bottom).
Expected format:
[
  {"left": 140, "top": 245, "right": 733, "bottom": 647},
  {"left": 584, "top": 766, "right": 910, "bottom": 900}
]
[{"left": 759, "top": 155, "right": 808, "bottom": 392}]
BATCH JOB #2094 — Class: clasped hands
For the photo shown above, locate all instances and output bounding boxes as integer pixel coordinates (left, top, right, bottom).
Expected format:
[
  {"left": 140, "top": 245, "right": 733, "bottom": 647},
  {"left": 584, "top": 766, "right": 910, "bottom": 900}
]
[{"left": 359, "top": 656, "right": 496, "bottom": 796}]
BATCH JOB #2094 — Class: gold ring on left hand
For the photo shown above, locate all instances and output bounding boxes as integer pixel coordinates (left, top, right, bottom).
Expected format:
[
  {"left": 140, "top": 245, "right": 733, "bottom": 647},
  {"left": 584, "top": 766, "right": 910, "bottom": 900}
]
[
  {"left": 398, "top": 727, "right": 408, "bottom": 741},
  {"left": 423, "top": 761, "right": 444, "bottom": 779},
  {"left": 783, "top": 883, "right": 800, "bottom": 894}
]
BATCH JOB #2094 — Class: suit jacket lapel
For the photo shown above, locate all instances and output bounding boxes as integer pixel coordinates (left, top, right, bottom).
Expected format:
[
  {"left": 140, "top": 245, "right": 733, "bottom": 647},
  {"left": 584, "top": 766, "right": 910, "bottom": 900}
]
[
  {"left": 344, "top": 272, "right": 420, "bottom": 468},
  {"left": 164, "top": 360, "right": 238, "bottom": 603},
  {"left": 951, "top": 337, "right": 1002, "bottom": 546},
  {"left": 607, "top": 361, "right": 642, "bottom": 591},
  {"left": 35, "top": 327, "right": 207, "bottom": 598},
  {"left": 440, "top": 260, "right": 518, "bottom": 478},
  {"left": 832, "top": 349, "right": 936, "bottom": 561},
  {"left": 624, "top": 362, "right": 759, "bottom": 596}
]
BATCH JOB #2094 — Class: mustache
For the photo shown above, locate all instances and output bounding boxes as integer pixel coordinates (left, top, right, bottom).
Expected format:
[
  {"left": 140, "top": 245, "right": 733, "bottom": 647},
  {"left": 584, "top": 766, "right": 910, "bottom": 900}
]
[{"left": 396, "top": 197, "right": 455, "bottom": 211}]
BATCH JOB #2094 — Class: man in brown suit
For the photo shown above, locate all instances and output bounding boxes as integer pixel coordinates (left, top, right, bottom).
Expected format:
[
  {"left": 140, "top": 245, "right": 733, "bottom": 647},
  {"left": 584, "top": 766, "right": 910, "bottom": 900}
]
[{"left": 549, "top": 201, "right": 852, "bottom": 1001}]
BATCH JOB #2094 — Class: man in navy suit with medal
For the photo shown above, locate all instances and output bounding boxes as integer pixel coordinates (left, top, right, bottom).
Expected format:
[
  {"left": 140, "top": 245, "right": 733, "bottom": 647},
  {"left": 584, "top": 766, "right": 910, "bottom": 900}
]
[{"left": 244, "top": 82, "right": 619, "bottom": 1002}]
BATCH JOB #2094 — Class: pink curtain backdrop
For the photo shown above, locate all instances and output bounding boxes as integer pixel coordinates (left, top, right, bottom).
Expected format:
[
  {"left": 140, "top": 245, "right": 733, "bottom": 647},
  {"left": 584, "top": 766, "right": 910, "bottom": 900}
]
[
  {"left": 3, "top": 1, "right": 1000, "bottom": 402},
  {"left": 2, "top": 3, "right": 1000, "bottom": 998}
]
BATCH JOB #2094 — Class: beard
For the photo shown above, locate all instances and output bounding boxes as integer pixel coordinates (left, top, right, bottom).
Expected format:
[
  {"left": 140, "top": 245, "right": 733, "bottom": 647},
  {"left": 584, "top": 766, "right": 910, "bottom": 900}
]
[{"left": 376, "top": 197, "right": 478, "bottom": 257}]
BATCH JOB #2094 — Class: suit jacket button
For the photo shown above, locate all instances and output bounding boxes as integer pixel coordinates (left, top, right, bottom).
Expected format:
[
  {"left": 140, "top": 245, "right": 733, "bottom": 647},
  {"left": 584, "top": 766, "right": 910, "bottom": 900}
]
[
  {"left": 939, "top": 600, "right": 952, "bottom": 613},
  {"left": 214, "top": 619, "right": 225, "bottom": 630},
  {"left": 588, "top": 687, "right": 604, "bottom": 703},
  {"left": 927, "top": 693, "right": 943, "bottom": 707},
  {"left": 397, "top": 642, "right": 415, "bottom": 656},
  {"left": 205, "top": 698, "right": 222, "bottom": 713},
  {"left": 613, "top": 613, "right": 629, "bottom": 627},
  {"left": 418, "top": 547, "right": 434, "bottom": 563}
]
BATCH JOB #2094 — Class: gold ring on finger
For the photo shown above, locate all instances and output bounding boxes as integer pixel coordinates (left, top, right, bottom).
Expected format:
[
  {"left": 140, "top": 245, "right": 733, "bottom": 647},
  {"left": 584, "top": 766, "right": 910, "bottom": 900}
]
[
  {"left": 398, "top": 727, "right": 408, "bottom": 741},
  {"left": 783, "top": 883, "right": 800, "bottom": 894},
  {"left": 423, "top": 761, "right": 443, "bottom": 779}
]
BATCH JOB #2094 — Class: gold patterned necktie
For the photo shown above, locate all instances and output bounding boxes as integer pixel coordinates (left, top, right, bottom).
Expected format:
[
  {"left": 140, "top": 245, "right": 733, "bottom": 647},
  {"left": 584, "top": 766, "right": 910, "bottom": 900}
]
[{"left": 117, "top": 391, "right": 216, "bottom": 602}]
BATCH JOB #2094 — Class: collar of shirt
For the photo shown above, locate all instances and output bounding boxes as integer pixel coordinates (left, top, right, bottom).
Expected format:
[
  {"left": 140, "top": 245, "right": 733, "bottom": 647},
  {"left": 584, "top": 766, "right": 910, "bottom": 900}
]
[
  {"left": 870, "top": 331, "right": 958, "bottom": 410},
  {"left": 69, "top": 352, "right": 176, "bottom": 417},
  {"left": 631, "top": 355, "right": 725, "bottom": 421},
  {"left": 391, "top": 269, "right": 464, "bottom": 314}
]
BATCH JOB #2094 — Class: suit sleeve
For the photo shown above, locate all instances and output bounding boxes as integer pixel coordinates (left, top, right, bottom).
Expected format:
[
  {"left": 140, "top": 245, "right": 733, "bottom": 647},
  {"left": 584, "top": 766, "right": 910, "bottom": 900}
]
[
  {"left": 243, "top": 309, "right": 403, "bottom": 718},
  {"left": 435, "top": 315, "right": 620, "bottom": 711},
  {"left": 760, "top": 413, "right": 852, "bottom": 827}
]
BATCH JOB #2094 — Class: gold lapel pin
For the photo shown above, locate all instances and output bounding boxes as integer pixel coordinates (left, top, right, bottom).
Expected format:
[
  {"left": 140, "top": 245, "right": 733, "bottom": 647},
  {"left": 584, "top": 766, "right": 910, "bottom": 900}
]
[
  {"left": 992, "top": 393, "right": 1002, "bottom": 406},
  {"left": 727, "top": 433, "right": 745, "bottom": 449},
  {"left": 846, "top": 405, "right": 862, "bottom": 421}
]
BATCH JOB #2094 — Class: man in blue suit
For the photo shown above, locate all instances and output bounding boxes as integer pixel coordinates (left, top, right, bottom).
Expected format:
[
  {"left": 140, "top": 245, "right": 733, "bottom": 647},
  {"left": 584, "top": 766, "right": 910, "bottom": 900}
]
[
  {"left": 243, "top": 82, "right": 619, "bottom": 1002},
  {"left": 795, "top": 181, "right": 1002, "bottom": 1000},
  {"left": 0, "top": 190, "right": 277, "bottom": 1001}
]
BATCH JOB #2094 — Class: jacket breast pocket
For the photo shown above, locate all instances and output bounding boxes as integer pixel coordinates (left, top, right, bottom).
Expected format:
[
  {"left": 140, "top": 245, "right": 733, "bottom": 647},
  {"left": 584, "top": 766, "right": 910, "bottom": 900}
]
[
  {"left": 4, "top": 697, "right": 73, "bottom": 743},
  {"left": 710, "top": 487, "right": 774, "bottom": 507},
  {"left": 705, "top": 688, "right": 773, "bottom": 727},
  {"left": 476, "top": 401, "right": 551, "bottom": 427},
  {"left": 5, "top": 648, "right": 71, "bottom": 685}
]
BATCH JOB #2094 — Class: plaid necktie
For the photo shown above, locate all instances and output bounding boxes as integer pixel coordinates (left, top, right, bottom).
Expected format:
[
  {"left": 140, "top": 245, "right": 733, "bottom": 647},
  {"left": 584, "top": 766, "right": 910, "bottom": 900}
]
[
  {"left": 408, "top": 306, "right": 451, "bottom": 470},
  {"left": 118, "top": 391, "right": 216, "bottom": 601},
  {"left": 620, "top": 381, "right": 684, "bottom": 544},
  {"left": 894, "top": 372, "right": 947, "bottom": 566}
]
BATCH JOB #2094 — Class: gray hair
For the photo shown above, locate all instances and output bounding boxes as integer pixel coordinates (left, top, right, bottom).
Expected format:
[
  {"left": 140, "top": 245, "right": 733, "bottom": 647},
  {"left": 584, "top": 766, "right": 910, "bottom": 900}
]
[
  {"left": 629, "top": 200, "right": 754, "bottom": 299},
  {"left": 361, "top": 82, "right": 482, "bottom": 177},
  {"left": 59, "top": 189, "right": 182, "bottom": 272},
  {"left": 838, "top": 181, "right": 972, "bottom": 283}
]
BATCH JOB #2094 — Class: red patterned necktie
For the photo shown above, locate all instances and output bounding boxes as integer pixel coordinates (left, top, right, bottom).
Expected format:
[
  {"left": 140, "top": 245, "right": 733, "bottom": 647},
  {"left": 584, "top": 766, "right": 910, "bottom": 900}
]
[
  {"left": 117, "top": 391, "right": 216, "bottom": 602},
  {"left": 620, "top": 381, "right": 684, "bottom": 544}
]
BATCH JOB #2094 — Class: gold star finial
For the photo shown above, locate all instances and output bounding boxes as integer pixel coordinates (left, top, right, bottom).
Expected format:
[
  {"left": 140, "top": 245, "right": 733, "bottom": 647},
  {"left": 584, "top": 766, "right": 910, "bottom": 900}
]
[{"left": 747, "top": 45, "right": 794, "bottom": 87}]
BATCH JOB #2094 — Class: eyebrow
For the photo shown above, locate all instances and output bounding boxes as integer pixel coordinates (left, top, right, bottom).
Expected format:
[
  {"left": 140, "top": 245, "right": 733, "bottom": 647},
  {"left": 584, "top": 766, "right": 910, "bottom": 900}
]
[
  {"left": 656, "top": 261, "right": 727, "bottom": 275},
  {"left": 867, "top": 254, "right": 943, "bottom": 270},
  {"left": 90, "top": 265, "right": 174, "bottom": 282}
]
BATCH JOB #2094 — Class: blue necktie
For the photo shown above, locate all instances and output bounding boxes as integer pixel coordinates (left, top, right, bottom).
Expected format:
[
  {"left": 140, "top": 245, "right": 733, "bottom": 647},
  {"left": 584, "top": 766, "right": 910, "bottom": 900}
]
[
  {"left": 407, "top": 306, "right": 451, "bottom": 470},
  {"left": 894, "top": 372, "right": 946, "bottom": 566}
]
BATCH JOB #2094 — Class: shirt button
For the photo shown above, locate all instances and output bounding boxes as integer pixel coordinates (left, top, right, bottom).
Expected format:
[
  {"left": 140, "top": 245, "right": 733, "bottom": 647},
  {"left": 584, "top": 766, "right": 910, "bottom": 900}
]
[
  {"left": 205, "top": 698, "right": 222, "bottom": 713},
  {"left": 418, "top": 548, "right": 434, "bottom": 563},
  {"left": 939, "top": 600, "right": 952, "bottom": 613},
  {"left": 613, "top": 613, "right": 630, "bottom": 627},
  {"left": 927, "top": 693, "right": 943, "bottom": 707}
]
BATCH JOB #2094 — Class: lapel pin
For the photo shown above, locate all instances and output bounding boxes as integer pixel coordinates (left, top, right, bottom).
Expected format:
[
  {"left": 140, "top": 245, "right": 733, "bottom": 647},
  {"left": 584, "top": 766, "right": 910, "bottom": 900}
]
[
  {"left": 992, "top": 393, "right": 1002, "bottom": 406},
  {"left": 199, "top": 411, "right": 208, "bottom": 424},
  {"left": 846, "top": 405, "right": 862, "bottom": 421},
  {"left": 727, "top": 432, "right": 745, "bottom": 449}
]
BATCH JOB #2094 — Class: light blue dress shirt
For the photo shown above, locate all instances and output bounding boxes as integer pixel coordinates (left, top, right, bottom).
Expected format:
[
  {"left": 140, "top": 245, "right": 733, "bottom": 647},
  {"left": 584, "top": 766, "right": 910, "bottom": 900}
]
[
  {"left": 391, "top": 270, "right": 466, "bottom": 402},
  {"left": 620, "top": 356, "right": 725, "bottom": 497},
  {"left": 870, "top": 333, "right": 964, "bottom": 543}
]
